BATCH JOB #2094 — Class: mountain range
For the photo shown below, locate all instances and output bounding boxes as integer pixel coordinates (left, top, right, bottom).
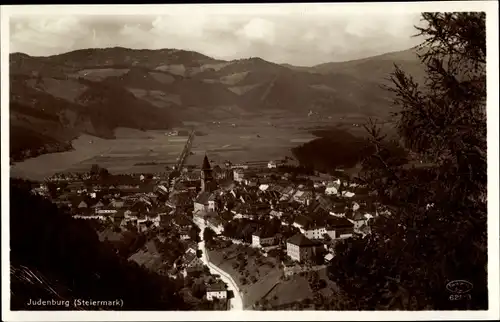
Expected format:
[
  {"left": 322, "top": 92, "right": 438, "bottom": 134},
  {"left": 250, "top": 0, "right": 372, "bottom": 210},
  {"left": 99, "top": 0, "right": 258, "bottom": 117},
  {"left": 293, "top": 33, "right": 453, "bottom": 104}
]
[{"left": 9, "top": 46, "right": 425, "bottom": 162}]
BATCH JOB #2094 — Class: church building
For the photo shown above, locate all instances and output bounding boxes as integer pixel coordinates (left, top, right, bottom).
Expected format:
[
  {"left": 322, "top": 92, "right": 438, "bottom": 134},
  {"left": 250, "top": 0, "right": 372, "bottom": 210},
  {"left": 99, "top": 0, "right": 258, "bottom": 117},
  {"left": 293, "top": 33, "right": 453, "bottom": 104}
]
[
  {"left": 200, "top": 154, "right": 217, "bottom": 193},
  {"left": 193, "top": 154, "right": 218, "bottom": 213}
]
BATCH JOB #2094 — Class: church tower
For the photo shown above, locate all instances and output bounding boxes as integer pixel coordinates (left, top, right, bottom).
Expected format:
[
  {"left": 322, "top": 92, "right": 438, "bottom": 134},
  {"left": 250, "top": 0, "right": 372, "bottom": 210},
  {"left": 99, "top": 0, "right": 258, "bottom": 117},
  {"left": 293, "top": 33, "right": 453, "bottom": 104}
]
[{"left": 201, "top": 154, "right": 214, "bottom": 193}]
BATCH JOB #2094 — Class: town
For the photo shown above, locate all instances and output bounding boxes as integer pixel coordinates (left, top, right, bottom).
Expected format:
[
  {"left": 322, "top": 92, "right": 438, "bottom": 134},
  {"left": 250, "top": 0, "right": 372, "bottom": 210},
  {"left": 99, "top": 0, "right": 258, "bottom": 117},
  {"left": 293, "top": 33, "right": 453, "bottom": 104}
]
[
  {"left": 7, "top": 8, "right": 490, "bottom": 315},
  {"left": 30, "top": 151, "right": 389, "bottom": 310}
]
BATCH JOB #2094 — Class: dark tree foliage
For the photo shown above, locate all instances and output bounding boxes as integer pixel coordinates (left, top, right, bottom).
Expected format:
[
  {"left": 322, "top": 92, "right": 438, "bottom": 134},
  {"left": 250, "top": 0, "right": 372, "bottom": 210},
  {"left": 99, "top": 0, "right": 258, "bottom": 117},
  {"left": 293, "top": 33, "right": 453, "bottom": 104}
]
[
  {"left": 89, "top": 164, "right": 111, "bottom": 179},
  {"left": 327, "top": 12, "right": 487, "bottom": 310},
  {"left": 10, "top": 179, "right": 188, "bottom": 311},
  {"left": 90, "top": 164, "right": 100, "bottom": 176},
  {"left": 99, "top": 167, "right": 110, "bottom": 178},
  {"left": 292, "top": 128, "right": 408, "bottom": 173},
  {"left": 189, "top": 225, "right": 201, "bottom": 243},
  {"left": 116, "top": 231, "right": 147, "bottom": 258},
  {"left": 292, "top": 130, "right": 371, "bottom": 171},
  {"left": 156, "top": 236, "right": 187, "bottom": 266},
  {"left": 203, "top": 227, "right": 216, "bottom": 248},
  {"left": 223, "top": 219, "right": 260, "bottom": 243}
]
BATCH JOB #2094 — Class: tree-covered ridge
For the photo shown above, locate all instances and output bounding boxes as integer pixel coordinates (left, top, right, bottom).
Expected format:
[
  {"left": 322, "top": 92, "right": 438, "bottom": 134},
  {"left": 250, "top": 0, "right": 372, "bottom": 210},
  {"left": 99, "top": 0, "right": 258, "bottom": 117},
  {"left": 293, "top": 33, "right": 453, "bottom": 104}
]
[
  {"left": 327, "top": 12, "right": 488, "bottom": 310},
  {"left": 10, "top": 179, "right": 188, "bottom": 311},
  {"left": 291, "top": 128, "right": 408, "bottom": 173}
]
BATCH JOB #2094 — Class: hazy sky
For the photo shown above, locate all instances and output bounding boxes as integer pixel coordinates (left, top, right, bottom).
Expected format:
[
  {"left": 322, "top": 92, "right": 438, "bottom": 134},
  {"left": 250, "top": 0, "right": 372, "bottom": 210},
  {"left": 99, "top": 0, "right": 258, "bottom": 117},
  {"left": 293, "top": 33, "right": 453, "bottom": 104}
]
[{"left": 9, "top": 7, "right": 424, "bottom": 66}]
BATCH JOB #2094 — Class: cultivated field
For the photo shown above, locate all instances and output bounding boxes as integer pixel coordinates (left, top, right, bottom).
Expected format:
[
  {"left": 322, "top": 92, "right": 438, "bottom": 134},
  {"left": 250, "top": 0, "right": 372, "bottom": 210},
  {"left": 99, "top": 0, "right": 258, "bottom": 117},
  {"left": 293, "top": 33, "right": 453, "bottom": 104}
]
[
  {"left": 263, "top": 275, "right": 313, "bottom": 307},
  {"left": 262, "top": 267, "right": 339, "bottom": 309},
  {"left": 10, "top": 114, "right": 371, "bottom": 180}
]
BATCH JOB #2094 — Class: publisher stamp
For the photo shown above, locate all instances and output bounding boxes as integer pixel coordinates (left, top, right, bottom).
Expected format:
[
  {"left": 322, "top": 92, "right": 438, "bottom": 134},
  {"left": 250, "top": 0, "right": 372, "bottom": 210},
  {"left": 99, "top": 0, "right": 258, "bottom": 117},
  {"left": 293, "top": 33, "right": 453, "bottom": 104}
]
[{"left": 446, "top": 280, "right": 473, "bottom": 301}]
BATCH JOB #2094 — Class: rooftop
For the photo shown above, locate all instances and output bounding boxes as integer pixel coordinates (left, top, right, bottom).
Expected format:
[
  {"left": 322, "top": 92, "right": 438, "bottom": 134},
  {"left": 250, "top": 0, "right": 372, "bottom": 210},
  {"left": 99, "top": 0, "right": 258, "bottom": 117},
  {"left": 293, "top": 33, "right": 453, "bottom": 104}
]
[
  {"left": 183, "top": 252, "right": 197, "bottom": 264},
  {"left": 352, "top": 212, "right": 367, "bottom": 221},
  {"left": 207, "top": 281, "right": 227, "bottom": 292},
  {"left": 294, "top": 214, "right": 312, "bottom": 227},
  {"left": 287, "top": 233, "right": 319, "bottom": 247},
  {"left": 253, "top": 228, "right": 277, "bottom": 238},
  {"left": 202, "top": 154, "right": 211, "bottom": 170},
  {"left": 195, "top": 192, "right": 211, "bottom": 204},
  {"left": 328, "top": 216, "right": 354, "bottom": 228}
]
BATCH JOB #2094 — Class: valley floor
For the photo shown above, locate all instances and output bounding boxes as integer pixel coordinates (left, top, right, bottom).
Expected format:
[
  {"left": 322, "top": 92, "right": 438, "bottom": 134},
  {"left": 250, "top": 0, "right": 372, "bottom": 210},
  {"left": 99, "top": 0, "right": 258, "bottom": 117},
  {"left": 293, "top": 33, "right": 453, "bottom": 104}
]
[{"left": 10, "top": 118, "right": 321, "bottom": 180}]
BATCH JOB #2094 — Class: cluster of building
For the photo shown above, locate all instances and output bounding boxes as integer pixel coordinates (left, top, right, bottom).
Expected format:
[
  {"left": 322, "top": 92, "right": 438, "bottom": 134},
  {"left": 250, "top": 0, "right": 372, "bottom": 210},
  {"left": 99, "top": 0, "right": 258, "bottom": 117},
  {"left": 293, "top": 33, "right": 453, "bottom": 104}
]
[
  {"left": 190, "top": 155, "right": 382, "bottom": 273},
  {"left": 34, "top": 154, "right": 385, "bottom": 294},
  {"left": 36, "top": 170, "right": 232, "bottom": 304}
]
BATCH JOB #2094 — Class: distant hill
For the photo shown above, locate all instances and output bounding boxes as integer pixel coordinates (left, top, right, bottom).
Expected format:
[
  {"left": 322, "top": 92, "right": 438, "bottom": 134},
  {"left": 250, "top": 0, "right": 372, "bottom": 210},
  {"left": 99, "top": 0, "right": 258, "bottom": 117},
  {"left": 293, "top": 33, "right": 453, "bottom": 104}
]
[
  {"left": 9, "top": 46, "right": 424, "bottom": 162},
  {"left": 310, "top": 48, "right": 426, "bottom": 85}
]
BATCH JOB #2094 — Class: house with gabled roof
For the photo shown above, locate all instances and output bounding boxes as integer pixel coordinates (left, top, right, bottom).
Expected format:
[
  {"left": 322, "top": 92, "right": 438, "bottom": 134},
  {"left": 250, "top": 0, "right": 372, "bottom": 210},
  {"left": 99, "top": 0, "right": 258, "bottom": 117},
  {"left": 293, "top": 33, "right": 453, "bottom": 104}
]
[
  {"left": 181, "top": 252, "right": 204, "bottom": 277},
  {"left": 286, "top": 233, "right": 323, "bottom": 262},
  {"left": 206, "top": 213, "right": 224, "bottom": 235},
  {"left": 293, "top": 214, "right": 328, "bottom": 240},
  {"left": 172, "top": 213, "right": 193, "bottom": 230},
  {"left": 348, "top": 211, "right": 368, "bottom": 229},
  {"left": 252, "top": 229, "right": 278, "bottom": 248},
  {"left": 206, "top": 281, "right": 228, "bottom": 301},
  {"left": 293, "top": 214, "right": 312, "bottom": 230},
  {"left": 294, "top": 190, "right": 314, "bottom": 205},
  {"left": 91, "top": 200, "right": 106, "bottom": 210},
  {"left": 326, "top": 216, "right": 354, "bottom": 239},
  {"left": 279, "top": 186, "right": 294, "bottom": 201},
  {"left": 194, "top": 192, "right": 210, "bottom": 213},
  {"left": 318, "top": 195, "right": 334, "bottom": 212},
  {"left": 325, "top": 179, "right": 341, "bottom": 195},
  {"left": 96, "top": 205, "right": 118, "bottom": 215},
  {"left": 74, "top": 198, "right": 88, "bottom": 209}
]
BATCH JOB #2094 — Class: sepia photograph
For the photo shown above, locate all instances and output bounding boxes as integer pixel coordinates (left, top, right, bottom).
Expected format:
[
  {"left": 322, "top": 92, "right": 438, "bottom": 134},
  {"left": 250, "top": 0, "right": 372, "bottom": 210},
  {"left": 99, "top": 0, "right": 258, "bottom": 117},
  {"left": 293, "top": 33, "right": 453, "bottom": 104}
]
[{"left": 1, "top": 2, "right": 499, "bottom": 321}]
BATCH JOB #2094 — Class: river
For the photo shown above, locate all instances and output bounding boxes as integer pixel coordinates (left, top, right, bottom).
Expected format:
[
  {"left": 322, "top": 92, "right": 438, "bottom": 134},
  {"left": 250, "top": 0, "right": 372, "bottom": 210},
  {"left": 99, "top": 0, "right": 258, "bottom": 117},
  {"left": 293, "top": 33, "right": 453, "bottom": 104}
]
[{"left": 197, "top": 221, "right": 244, "bottom": 311}]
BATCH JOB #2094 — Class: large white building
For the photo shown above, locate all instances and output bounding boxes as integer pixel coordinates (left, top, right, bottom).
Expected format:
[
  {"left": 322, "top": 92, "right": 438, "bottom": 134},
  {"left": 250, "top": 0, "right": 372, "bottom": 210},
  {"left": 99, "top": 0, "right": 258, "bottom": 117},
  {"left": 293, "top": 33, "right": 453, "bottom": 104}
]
[
  {"left": 206, "top": 282, "right": 227, "bottom": 301},
  {"left": 286, "top": 233, "right": 322, "bottom": 262},
  {"left": 251, "top": 231, "right": 278, "bottom": 248},
  {"left": 233, "top": 169, "right": 245, "bottom": 183},
  {"left": 95, "top": 207, "right": 118, "bottom": 215},
  {"left": 304, "top": 225, "right": 327, "bottom": 240}
]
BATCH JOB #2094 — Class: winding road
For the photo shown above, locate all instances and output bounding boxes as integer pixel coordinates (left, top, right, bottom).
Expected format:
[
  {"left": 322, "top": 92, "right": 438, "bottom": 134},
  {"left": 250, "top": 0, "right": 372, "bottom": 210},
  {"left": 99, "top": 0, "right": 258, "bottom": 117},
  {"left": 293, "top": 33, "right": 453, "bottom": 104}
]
[{"left": 197, "top": 221, "right": 244, "bottom": 310}]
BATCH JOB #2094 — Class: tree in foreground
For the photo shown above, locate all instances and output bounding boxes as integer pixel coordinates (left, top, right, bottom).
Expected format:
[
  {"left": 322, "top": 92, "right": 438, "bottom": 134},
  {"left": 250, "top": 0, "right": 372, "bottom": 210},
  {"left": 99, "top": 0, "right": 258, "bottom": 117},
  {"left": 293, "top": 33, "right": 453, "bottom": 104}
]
[
  {"left": 328, "top": 12, "right": 487, "bottom": 310},
  {"left": 10, "top": 179, "right": 188, "bottom": 310}
]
